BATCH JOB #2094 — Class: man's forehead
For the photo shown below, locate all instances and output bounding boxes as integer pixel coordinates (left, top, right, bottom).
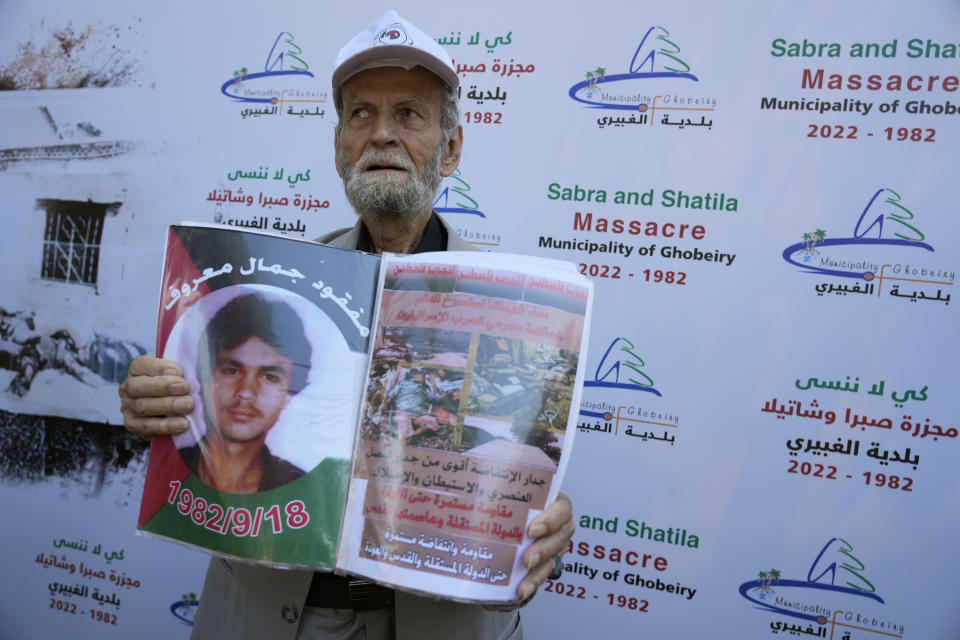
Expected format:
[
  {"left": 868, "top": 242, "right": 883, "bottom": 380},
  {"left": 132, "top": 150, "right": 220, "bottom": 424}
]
[
  {"left": 217, "top": 336, "right": 293, "bottom": 365},
  {"left": 340, "top": 66, "right": 446, "bottom": 102}
]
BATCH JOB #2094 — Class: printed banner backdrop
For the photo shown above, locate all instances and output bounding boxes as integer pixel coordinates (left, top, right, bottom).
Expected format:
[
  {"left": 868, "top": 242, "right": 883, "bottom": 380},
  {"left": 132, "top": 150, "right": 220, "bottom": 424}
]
[{"left": 1, "top": 1, "right": 957, "bottom": 638}]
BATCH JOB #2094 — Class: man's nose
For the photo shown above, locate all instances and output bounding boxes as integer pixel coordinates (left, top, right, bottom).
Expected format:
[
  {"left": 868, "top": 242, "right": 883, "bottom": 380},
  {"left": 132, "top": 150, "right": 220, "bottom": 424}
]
[
  {"left": 234, "top": 373, "right": 257, "bottom": 399},
  {"left": 370, "top": 113, "right": 399, "bottom": 146}
]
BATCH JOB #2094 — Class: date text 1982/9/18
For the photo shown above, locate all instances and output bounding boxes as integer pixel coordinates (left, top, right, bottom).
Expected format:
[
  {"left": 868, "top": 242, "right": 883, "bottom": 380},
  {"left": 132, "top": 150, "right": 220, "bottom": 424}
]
[{"left": 167, "top": 480, "right": 310, "bottom": 537}]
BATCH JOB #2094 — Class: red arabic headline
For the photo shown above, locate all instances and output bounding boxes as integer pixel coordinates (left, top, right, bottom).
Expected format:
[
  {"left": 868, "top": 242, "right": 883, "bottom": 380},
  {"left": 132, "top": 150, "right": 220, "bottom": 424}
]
[
  {"left": 527, "top": 276, "right": 589, "bottom": 302},
  {"left": 380, "top": 290, "right": 585, "bottom": 352},
  {"left": 387, "top": 263, "right": 588, "bottom": 303},
  {"left": 456, "top": 267, "right": 525, "bottom": 290}
]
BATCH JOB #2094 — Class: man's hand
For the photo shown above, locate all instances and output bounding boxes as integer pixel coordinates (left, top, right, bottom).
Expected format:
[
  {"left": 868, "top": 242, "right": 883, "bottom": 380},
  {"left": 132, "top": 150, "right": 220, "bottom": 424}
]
[
  {"left": 118, "top": 356, "right": 193, "bottom": 439},
  {"left": 516, "top": 492, "right": 575, "bottom": 603}
]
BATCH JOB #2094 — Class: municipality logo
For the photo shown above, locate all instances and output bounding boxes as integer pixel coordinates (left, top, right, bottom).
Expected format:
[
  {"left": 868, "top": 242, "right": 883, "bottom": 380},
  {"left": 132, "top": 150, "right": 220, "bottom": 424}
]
[
  {"left": 737, "top": 537, "right": 905, "bottom": 638},
  {"left": 577, "top": 337, "right": 679, "bottom": 445},
  {"left": 377, "top": 24, "right": 410, "bottom": 46},
  {"left": 782, "top": 188, "right": 953, "bottom": 305},
  {"left": 218, "top": 32, "right": 326, "bottom": 119},
  {"left": 568, "top": 26, "right": 717, "bottom": 129}
]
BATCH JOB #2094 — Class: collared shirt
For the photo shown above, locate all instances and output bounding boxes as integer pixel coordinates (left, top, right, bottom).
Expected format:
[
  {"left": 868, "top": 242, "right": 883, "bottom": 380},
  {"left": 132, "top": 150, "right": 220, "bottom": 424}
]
[{"left": 355, "top": 211, "right": 448, "bottom": 254}]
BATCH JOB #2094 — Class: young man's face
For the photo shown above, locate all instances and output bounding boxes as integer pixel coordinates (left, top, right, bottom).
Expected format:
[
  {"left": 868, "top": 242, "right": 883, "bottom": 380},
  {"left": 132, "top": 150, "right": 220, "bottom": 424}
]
[{"left": 204, "top": 335, "right": 295, "bottom": 444}]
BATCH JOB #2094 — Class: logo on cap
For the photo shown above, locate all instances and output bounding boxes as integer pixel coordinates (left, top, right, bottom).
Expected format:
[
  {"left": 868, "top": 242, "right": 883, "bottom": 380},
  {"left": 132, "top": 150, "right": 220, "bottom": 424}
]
[{"left": 376, "top": 23, "right": 410, "bottom": 46}]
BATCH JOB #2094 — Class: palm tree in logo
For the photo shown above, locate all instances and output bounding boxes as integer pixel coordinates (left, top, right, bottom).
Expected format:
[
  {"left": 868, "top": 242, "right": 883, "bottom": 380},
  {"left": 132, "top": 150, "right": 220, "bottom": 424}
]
[
  {"left": 755, "top": 568, "right": 781, "bottom": 596},
  {"left": 802, "top": 229, "right": 827, "bottom": 257},
  {"left": 768, "top": 568, "right": 782, "bottom": 586},
  {"left": 758, "top": 570, "right": 768, "bottom": 589},
  {"left": 585, "top": 67, "right": 606, "bottom": 94},
  {"left": 233, "top": 66, "right": 248, "bottom": 92}
]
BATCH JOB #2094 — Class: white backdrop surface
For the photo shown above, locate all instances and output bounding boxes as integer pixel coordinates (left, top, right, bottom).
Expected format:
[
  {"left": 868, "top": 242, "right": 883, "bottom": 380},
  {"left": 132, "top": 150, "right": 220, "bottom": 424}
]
[{"left": 0, "top": 2, "right": 957, "bottom": 638}]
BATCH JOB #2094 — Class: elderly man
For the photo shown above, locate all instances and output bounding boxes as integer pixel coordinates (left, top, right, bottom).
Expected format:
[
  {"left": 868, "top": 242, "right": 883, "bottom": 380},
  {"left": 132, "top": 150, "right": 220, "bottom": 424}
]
[{"left": 119, "top": 10, "right": 574, "bottom": 640}]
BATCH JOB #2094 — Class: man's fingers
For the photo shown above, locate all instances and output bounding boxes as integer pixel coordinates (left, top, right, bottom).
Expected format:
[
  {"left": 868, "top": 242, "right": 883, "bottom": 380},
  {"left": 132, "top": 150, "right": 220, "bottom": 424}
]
[
  {"left": 523, "top": 517, "right": 575, "bottom": 570},
  {"left": 516, "top": 551, "right": 561, "bottom": 603},
  {"left": 124, "top": 395, "right": 193, "bottom": 418},
  {"left": 120, "top": 393, "right": 192, "bottom": 436},
  {"left": 119, "top": 355, "right": 192, "bottom": 438},
  {"left": 511, "top": 493, "right": 576, "bottom": 604},
  {"left": 121, "top": 373, "right": 190, "bottom": 400},
  {"left": 127, "top": 355, "right": 183, "bottom": 378},
  {"left": 527, "top": 492, "right": 573, "bottom": 539},
  {"left": 517, "top": 523, "right": 573, "bottom": 602},
  {"left": 124, "top": 415, "right": 190, "bottom": 440}
]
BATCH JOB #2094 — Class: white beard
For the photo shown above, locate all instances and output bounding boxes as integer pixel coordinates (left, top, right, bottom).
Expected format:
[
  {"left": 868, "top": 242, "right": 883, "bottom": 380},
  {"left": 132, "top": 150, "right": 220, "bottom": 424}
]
[{"left": 340, "top": 143, "right": 444, "bottom": 226}]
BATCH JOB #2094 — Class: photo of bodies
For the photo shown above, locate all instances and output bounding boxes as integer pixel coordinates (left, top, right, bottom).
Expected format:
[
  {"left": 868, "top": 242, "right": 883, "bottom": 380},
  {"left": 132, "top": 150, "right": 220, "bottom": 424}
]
[
  {"left": 363, "top": 326, "right": 577, "bottom": 469},
  {"left": 362, "top": 326, "right": 469, "bottom": 450},
  {"left": 462, "top": 335, "right": 577, "bottom": 468}
]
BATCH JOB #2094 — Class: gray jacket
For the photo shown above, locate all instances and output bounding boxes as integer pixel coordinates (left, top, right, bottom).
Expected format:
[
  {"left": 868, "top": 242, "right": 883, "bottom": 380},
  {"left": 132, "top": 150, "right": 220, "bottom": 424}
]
[
  {"left": 314, "top": 215, "right": 478, "bottom": 252},
  {"left": 190, "top": 216, "right": 521, "bottom": 640}
]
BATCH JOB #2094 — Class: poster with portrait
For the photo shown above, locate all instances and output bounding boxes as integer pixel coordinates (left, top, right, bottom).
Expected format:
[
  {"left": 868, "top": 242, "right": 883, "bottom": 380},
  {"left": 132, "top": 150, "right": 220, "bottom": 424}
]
[
  {"left": 137, "top": 224, "right": 379, "bottom": 568},
  {"left": 137, "top": 228, "right": 593, "bottom": 602}
]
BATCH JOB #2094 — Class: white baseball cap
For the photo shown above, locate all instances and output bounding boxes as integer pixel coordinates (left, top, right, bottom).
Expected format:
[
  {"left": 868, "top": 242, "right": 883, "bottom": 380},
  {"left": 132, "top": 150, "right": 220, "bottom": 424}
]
[{"left": 332, "top": 10, "right": 458, "bottom": 90}]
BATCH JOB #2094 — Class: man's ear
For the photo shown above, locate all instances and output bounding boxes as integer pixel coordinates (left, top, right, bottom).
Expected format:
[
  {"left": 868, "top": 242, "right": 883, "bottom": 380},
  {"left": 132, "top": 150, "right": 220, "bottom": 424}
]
[
  {"left": 333, "top": 129, "right": 344, "bottom": 179},
  {"left": 440, "top": 124, "right": 463, "bottom": 177}
]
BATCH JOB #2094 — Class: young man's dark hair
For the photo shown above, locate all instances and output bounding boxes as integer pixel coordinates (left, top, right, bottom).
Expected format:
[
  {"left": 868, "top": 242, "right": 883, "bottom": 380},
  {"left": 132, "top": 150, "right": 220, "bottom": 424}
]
[{"left": 198, "top": 293, "right": 312, "bottom": 393}]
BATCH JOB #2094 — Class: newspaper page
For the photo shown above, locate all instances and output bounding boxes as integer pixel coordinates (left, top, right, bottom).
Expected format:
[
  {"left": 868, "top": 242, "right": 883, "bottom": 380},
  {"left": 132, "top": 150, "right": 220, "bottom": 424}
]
[
  {"left": 338, "top": 251, "right": 592, "bottom": 603},
  {"left": 137, "top": 224, "right": 379, "bottom": 568}
]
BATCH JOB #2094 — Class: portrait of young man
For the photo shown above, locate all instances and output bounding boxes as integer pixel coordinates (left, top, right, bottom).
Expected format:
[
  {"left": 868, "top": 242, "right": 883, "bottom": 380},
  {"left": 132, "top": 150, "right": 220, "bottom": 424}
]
[{"left": 178, "top": 292, "right": 311, "bottom": 494}]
